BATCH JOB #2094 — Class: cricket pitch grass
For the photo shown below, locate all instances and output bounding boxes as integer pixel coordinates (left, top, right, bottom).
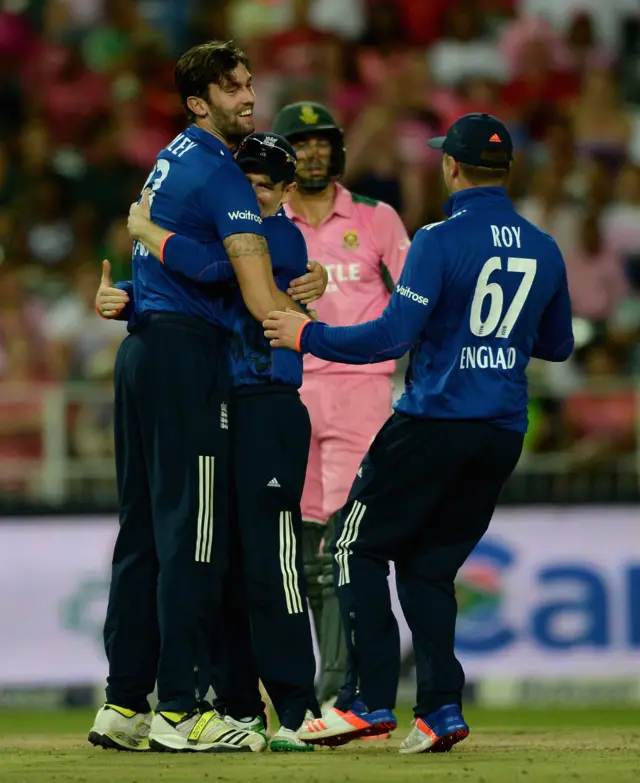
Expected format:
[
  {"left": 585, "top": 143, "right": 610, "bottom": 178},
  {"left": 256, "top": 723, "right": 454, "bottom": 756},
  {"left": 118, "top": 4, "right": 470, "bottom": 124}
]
[{"left": 1, "top": 706, "right": 639, "bottom": 782}]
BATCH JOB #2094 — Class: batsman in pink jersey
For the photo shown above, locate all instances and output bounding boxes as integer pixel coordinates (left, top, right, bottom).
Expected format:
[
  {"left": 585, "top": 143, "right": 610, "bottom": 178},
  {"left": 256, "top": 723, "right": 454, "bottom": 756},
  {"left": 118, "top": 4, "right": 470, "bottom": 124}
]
[{"left": 273, "top": 102, "right": 410, "bottom": 706}]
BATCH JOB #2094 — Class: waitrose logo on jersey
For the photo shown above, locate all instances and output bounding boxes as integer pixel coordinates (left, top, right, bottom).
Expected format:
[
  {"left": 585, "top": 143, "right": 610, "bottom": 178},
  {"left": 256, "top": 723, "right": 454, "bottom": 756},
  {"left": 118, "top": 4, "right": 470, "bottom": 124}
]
[
  {"left": 228, "top": 210, "right": 263, "bottom": 223},
  {"left": 396, "top": 284, "right": 429, "bottom": 306}
]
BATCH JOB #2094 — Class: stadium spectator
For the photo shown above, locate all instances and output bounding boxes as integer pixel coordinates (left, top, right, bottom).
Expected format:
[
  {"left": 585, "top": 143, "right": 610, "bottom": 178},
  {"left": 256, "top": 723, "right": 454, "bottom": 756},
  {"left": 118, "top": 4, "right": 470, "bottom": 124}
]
[
  {"left": 19, "top": 120, "right": 53, "bottom": 181},
  {"left": 71, "top": 117, "right": 143, "bottom": 236},
  {"left": 499, "top": 15, "right": 580, "bottom": 136},
  {"left": 24, "top": 173, "right": 76, "bottom": 269},
  {"left": 81, "top": 0, "right": 145, "bottom": 74},
  {"left": 563, "top": 211, "right": 628, "bottom": 322},
  {"left": 562, "top": 12, "right": 614, "bottom": 75},
  {"left": 518, "top": 165, "right": 582, "bottom": 256},
  {"left": 602, "top": 164, "right": 640, "bottom": 258},
  {"left": 262, "top": 0, "right": 341, "bottom": 85},
  {"left": 571, "top": 66, "right": 633, "bottom": 176},
  {"left": 563, "top": 339, "right": 637, "bottom": 469},
  {"left": 429, "top": 2, "right": 506, "bottom": 88}
]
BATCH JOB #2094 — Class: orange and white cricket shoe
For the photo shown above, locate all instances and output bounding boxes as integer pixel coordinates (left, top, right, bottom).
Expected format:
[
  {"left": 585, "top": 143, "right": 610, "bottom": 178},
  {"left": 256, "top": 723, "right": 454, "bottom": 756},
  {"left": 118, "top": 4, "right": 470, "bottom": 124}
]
[{"left": 298, "top": 701, "right": 397, "bottom": 747}]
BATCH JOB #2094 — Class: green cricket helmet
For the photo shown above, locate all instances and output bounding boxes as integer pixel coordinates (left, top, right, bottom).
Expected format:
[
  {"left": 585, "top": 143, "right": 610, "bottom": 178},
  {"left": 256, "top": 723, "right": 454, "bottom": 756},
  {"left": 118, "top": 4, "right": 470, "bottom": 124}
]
[{"left": 272, "top": 102, "right": 346, "bottom": 191}]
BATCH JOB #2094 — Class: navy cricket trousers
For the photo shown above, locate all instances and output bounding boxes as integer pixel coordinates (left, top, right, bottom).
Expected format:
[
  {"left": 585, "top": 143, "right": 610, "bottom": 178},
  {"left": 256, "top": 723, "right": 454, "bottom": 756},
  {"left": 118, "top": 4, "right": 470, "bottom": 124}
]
[
  {"left": 331, "top": 413, "right": 523, "bottom": 718},
  {"left": 211, "top": 386, "right": 319, "bottom": 730},
  {"left": 104, "top": 313, "right": 230, "bottom": 714}
]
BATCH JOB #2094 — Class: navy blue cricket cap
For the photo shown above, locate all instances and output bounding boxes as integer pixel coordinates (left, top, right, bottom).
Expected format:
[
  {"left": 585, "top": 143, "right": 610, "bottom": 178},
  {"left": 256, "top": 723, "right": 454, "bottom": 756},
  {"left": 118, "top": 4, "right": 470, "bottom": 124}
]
[
  {"left": 236, "top": 132, "right": 297, "bottom": 184},
  {"left": 427, "top": 113, "right": 513, "bottom": 169}
]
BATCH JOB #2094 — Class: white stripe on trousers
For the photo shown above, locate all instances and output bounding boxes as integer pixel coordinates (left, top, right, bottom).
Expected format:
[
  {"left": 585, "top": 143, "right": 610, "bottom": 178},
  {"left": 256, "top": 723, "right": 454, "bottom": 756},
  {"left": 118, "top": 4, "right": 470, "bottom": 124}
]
[
  {"left": 195, "top": 456, "right": 215, "bottom": 563},
  {"left": 335, "top": 500, "right": 366, "bottom": 586},
  {"left": 279, "top": 511, "right": 303, "bottom": 614}
]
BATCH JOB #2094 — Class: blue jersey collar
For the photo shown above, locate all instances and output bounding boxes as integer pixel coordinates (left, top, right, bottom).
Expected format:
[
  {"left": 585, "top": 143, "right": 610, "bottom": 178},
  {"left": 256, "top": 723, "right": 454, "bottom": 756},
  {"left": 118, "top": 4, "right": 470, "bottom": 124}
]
[
  {"left": 186, "top": 124, "right": 234, "bottom": 159},
  {"left": 443, "top": 186, "right": 513, "bottom": 217}
]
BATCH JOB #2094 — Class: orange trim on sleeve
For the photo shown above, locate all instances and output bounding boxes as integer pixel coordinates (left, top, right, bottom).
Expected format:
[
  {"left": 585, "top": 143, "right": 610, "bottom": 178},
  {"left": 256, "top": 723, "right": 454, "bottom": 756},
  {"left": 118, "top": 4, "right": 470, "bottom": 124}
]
[
  {"left": 295, "top": 320, "right": 312, "bottom": 353},
  {"left": 159, "top": 232, "right": 176, "bottom": 265}
]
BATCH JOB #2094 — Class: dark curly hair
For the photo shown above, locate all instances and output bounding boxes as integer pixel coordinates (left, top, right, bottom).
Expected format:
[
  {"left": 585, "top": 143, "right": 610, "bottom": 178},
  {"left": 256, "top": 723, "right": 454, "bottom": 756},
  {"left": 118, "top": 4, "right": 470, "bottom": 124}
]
[{"left": 174, "top": 40, "right": 250, "bottom": 122}]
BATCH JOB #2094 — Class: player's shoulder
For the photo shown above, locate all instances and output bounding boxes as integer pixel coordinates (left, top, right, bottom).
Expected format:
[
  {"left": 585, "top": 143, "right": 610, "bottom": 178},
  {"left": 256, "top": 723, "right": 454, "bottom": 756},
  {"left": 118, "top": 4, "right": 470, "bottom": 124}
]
[
  {"left": 265, "top": 209, "right": 304, "bottom": 242},
  {"left": 412, "top": 214, "right": 460, "bottom": 244},
  {"left": 350, "top": 191, "right": 380, "bottom": 209},
  {"left": 266, "top": 211, "right": 307, "bottom": 253},
  {"left": 267, "top": 211, "right": 308, "bottom": 275},
  {"left": 348, "top": 190, "right": 402, "bottom": 225},
  {"left": 513, "top": 213, "right": 566, "bottom": 276},
  {"left": 417, "top": 202, "right": 473, "bottom": 237},
  {"left": 157, "top": 136, "right": 239, "bottom": 187},
  {"left": 515, "top": 213, "right": 563, "bottom": 251}
]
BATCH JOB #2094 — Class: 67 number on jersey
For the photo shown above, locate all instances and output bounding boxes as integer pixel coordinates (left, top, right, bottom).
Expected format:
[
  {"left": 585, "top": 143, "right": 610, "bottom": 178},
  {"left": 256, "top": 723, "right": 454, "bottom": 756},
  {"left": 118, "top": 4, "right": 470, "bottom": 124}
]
[{"left": 470, "top": 256, "right": 537, "bottom": 338}]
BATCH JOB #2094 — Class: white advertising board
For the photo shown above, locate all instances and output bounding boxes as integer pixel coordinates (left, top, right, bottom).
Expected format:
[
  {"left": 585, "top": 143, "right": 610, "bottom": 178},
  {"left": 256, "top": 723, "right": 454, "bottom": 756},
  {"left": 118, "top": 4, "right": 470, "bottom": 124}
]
[{"left": 0, "top": 509, "right": 638, "bottom": 685}]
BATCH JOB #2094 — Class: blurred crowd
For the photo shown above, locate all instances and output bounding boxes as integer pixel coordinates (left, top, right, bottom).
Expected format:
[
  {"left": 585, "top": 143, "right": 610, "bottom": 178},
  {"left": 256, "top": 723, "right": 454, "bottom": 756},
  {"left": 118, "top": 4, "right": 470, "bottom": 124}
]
[{"left": 0, "top": 0, "right": 639, "bottom": 503}]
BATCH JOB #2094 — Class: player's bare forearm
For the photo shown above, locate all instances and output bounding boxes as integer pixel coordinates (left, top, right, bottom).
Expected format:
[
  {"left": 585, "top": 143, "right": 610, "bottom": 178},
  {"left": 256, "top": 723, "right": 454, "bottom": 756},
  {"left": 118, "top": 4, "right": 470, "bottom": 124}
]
[
  {"left": 223, "top": 232, "right": 280, "bottom": 321},
  {"left": 274, "top": 288, "right": 304, "bottom": 314}
]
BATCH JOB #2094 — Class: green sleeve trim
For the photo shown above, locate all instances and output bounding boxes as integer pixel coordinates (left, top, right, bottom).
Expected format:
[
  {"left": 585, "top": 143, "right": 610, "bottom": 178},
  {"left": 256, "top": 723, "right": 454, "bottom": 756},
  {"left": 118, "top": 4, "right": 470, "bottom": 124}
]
[
  {"left": 351, "top": 191, "right": 379, "bottom": 207},
  {"left": 380, "top": 261, "right": 395, "bottom": 293}
]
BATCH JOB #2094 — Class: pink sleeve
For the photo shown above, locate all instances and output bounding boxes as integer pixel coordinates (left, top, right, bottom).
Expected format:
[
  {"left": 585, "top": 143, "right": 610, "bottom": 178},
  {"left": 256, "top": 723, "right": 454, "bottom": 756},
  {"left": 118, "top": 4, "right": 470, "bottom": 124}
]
[{"left": 372, "top": 202, "right": 411, "bottom": 291}]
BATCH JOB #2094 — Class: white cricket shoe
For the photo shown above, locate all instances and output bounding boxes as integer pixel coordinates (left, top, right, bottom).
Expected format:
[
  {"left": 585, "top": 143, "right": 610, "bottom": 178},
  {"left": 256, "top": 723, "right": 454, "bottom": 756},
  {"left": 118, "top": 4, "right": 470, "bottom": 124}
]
[
  {"left": 270, "top": 726, "right": 314, "bottom": 752},
  {"left": 224, "top": 714, "right": 268, "bottom": 741},
  {"left": 298, "top": 703, "right": 396, "bottom": 747},
  {"left": 399, "top": 708, "right": 470, "bottom": 755},
  {"left": 149, "top": 710, "right": 267, "bottom": 753},
  {"left": 88, "top": 704, "right": 152, "bottom": 751},
  {"left": 319, "top": 697, "right": 389, "bottom": 741}
]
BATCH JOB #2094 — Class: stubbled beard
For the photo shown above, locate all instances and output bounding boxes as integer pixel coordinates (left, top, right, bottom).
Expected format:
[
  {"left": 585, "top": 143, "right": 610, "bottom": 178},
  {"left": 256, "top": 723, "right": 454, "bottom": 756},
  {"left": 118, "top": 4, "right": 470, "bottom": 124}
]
[
  {"left": 297, "top": 163, "right": 330, "bottom": 183},
  {"left": 297, "top": 165, "right": 331, "bottom": 192},
  {"left": 210, "top": 103, "right": 254, "bottom": 146}
]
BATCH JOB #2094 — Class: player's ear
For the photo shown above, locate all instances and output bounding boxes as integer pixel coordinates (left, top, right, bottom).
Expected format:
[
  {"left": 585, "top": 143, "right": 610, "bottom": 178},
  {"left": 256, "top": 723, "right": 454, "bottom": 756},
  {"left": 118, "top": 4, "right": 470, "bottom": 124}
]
[
  {"left": 448, "top": 155, "right": 460, "bottom": 180},
  {"left": 186, "top": 96, "right": 209, "bottom": 118},
  {"left": 282, "top": 181, "right": 297, "bottom": 204}
]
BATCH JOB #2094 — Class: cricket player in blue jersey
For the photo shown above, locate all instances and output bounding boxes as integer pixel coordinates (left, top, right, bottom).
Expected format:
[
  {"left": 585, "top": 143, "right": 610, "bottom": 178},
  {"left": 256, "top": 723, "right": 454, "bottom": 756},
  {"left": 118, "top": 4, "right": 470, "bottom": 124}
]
[
  {"left": 264, "top": 113, "right": 575, "bottom": 753},
  {"left": 89, "top": 42, "right": 309, "bottom": 755},
  {"left": 98, "top": 133, "right": 325, "bottom": 751}
]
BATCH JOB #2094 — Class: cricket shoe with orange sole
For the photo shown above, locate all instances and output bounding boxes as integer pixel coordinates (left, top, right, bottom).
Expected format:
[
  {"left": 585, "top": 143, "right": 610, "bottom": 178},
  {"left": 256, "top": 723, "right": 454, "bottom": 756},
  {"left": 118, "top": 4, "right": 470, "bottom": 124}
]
[
  {"left": 298, "top": 700, "right": 396, "bottom": 747},
  {"left": 399, "top": 704, "right": 469, "bottom": 755},
  {"left": 320, "top": 697, "right": 390, "bottom": 742}
]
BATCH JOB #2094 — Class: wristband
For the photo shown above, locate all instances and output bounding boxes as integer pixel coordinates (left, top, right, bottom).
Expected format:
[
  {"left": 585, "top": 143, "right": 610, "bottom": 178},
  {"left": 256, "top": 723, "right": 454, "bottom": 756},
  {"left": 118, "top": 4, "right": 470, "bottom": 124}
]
[
  {"left": 295, "top": 320, "right": 312, "bottom": 352},
  {"left": 159, "top": 232, "right": 176, "bottom": 265}
]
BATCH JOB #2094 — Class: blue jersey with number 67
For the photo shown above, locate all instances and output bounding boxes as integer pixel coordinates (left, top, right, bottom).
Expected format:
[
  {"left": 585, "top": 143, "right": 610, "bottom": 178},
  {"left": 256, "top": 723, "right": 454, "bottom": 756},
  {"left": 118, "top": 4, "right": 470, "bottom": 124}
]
[
  {"left": 300, "top": 187, "right": 574, "bottom": 433},
  {"left": 132, "top": 124, "right": 265, "bottom": 328}
]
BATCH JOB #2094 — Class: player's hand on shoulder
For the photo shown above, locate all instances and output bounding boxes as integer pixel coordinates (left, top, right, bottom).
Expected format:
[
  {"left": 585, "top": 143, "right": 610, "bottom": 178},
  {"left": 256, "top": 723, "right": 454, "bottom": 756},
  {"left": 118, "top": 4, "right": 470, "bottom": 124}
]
[
  {"left": 287, "top": 260, "right": 328, "bottom": 304},
  {"left": 96, "top": 259, "right": 129, "bottom": 319},
  {"left": 127, "top": 188, "right": 152, "bottom": 241},
  {"left": 263, "top": 308, "right": 311, "bottom": 350}
]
